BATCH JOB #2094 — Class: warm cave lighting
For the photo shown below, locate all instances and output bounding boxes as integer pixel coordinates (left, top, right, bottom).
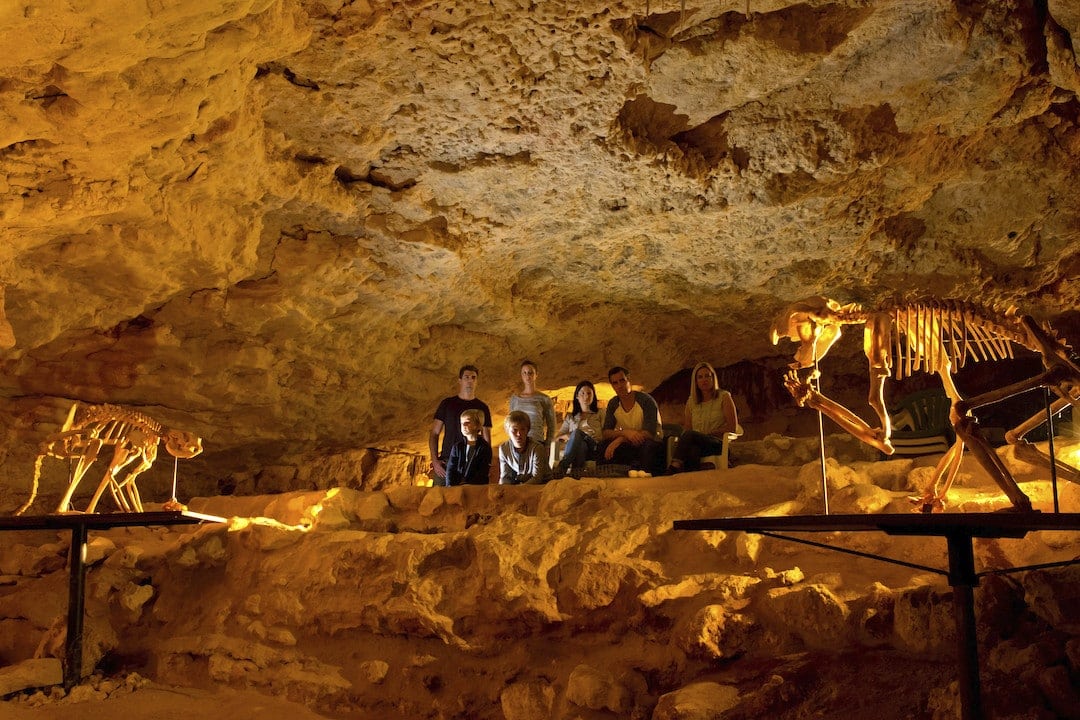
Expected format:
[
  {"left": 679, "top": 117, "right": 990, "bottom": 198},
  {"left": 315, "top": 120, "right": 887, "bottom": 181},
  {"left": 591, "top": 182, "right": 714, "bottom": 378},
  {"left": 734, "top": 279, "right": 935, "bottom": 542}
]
[
  {"left": 228, "top": 515, "right": 311, "bottom": 533},
  {"left": 1065, "top": 444, "right": 1080, "bottom": 469},
  {"left": 550, "top": 382, "right": 616, "bottom": 412},
  {"left": 1060, "top": 421, "right": 1080, "bottom": 468},
  {"left": 304, "top": 488, "right": 338, "bottom": 523},
  {"left": 1023, "top": 421, "right": 1079, "bottom": 510}
]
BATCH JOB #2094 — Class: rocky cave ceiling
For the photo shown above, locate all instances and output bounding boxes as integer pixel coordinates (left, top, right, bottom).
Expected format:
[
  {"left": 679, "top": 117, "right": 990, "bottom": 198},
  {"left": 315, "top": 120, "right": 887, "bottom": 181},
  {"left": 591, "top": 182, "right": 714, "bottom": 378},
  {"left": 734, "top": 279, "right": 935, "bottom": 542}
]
[{"left": 1, "top": 0, "right": 1079, "bottom": 474}]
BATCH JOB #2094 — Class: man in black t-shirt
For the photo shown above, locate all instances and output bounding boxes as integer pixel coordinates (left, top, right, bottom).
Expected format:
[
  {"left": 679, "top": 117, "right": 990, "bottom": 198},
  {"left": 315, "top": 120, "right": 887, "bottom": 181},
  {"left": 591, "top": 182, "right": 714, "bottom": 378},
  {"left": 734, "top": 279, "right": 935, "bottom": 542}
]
[{"left": 428, "top": 364, "right": 492, "bottom": 481}]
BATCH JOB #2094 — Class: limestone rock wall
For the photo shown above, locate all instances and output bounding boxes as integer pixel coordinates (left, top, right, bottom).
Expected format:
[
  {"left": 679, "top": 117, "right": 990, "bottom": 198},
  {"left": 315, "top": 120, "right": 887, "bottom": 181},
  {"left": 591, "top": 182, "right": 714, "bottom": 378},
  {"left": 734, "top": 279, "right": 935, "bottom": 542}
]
[
  {"left": 2, "top": 461, "right": 1080, "bottom": 718},
  {"left": 1, "top": 1, "right": 1079, "bottom": 486}
]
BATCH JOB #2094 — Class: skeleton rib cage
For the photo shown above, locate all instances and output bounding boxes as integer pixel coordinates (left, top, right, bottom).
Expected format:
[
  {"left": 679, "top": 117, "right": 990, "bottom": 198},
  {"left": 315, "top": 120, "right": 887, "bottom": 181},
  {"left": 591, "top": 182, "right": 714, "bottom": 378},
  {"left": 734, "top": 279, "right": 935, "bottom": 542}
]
[
  {"left": 60, "top": 404, "right": 166, "bottom": 448},
  {"left": 833, "top": 300, "right": 1070, "bottom": 380}
]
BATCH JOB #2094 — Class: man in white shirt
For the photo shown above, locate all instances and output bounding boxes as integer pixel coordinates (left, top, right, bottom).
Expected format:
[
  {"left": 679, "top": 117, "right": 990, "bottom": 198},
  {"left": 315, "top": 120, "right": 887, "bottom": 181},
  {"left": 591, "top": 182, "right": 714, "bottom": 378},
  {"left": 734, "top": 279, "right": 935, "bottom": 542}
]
[{"left": 601, "top": 366, "right": 664, "bottom": 475}]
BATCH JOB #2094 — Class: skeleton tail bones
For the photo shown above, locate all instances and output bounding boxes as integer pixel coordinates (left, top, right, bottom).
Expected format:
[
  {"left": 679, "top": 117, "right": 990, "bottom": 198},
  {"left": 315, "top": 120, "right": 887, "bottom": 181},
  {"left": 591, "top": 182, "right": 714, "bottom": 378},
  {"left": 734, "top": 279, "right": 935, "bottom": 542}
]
[
  {"left": 771, "top": 296, "right": 1080, "bottom": 513},
  {"left": 16, "top": 402, "right": 203, "bottom": 515}
]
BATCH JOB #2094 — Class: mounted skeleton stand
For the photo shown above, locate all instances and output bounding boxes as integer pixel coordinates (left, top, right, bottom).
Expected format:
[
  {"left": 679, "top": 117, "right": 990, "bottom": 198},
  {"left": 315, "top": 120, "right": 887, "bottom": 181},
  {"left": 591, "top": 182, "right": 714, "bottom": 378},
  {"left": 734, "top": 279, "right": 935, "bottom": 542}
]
[
  {"left": 18, "top": 402, "right": 203, "bottom": 515},
  {"left": 812, "top": 339, "right": 830, "bottom": 515},
  {"left": 770, "top": 296, "right": 1080, "bottom": 513}
]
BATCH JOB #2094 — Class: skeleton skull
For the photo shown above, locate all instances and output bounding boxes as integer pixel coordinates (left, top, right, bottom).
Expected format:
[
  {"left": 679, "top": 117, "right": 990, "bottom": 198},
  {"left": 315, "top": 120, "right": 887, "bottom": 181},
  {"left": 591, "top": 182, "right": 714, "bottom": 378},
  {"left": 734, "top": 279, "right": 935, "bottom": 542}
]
[
  {"left": 163, "top": 429, "right": 203, "bottom": 458},
  {"left": 770, "top": 296, "right": 846, "bottom": 368}
]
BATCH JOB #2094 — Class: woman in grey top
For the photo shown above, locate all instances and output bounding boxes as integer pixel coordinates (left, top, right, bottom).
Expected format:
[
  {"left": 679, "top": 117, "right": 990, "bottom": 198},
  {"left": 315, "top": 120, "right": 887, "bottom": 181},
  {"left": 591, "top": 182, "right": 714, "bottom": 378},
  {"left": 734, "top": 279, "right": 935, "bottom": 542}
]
[{"left": 508, "top": 359, "right": 556, "bottom": 447}]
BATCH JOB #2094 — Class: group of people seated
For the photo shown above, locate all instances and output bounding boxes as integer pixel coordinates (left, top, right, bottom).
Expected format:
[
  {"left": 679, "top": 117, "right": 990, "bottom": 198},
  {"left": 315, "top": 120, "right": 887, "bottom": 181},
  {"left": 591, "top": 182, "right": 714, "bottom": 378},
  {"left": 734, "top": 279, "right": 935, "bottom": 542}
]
[{"left": 427, "top": 360, "right": 739, "bottom": 486}]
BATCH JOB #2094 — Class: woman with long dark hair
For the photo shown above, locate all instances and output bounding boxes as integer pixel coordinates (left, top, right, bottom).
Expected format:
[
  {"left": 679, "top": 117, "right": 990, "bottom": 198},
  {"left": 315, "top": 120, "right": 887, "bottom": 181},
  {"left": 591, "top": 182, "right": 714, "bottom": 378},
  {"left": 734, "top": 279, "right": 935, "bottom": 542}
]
[{"left": 553, "top": 380, "right": 604, "bottom": 477}]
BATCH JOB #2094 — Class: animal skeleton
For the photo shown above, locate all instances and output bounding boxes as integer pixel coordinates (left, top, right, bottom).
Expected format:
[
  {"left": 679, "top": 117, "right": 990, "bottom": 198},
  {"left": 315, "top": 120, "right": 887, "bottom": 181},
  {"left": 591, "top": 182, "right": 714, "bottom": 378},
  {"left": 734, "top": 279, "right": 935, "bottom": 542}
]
[
  {"left": 16, "top": 402, "right": 203, "bottom": 515},
  {"left": 770, "top": 296, "right": 1080, "bottom": 512}
]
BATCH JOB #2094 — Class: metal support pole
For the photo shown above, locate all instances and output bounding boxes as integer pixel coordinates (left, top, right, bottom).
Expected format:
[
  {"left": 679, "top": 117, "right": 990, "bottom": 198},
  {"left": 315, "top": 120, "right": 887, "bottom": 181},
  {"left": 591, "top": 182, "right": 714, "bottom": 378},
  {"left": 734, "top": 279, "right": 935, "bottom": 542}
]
[
  {"left": 64, "top": 522, "right": 88, "bottom": 690},
  {"left": 1044, "top": 387, "right": 1060, "bottom": 514},
  {"left": 171, "top": 455, "right": 180, "bottom": 504},
  {"left": 817, "top": 407, "right": 829, "bottom": 515},
  {"left": 813, "top": 363, "right": 829, "bottom": 515},
  {"left": 946, "top": 534, "right": 983, "bottom": 720}
]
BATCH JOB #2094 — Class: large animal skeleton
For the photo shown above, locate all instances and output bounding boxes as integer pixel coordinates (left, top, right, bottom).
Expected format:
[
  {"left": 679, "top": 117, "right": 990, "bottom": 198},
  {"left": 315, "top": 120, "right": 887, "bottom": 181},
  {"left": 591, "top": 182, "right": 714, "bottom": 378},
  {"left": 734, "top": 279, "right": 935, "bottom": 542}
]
[
  {"left": 16, "top": 402, "right": 203, "bottom": 515},
  {"left": 771, "top": 296, "right": 1080, "bottom": 512}
]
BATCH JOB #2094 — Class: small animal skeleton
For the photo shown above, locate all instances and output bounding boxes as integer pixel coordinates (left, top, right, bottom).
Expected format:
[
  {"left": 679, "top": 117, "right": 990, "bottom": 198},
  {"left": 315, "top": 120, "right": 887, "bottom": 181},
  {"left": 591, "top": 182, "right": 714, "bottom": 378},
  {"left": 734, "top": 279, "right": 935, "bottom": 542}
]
[
  {"left": 16, "top": 402, "right": 204, "bottom": 515},
  {"left": 771, "top": 296, "right": 1080, "bottom": 513}
]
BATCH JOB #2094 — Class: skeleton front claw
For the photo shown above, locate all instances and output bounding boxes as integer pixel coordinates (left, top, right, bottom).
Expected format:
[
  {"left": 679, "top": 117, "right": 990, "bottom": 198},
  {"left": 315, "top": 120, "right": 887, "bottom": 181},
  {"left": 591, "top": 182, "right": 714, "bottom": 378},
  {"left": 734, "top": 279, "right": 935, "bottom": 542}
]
[
  {"left": 909, "top": 493, "right": 946, "bottom": 514},
  {"left": 783, "top": 370, "right": 818, "bottom": 408}
]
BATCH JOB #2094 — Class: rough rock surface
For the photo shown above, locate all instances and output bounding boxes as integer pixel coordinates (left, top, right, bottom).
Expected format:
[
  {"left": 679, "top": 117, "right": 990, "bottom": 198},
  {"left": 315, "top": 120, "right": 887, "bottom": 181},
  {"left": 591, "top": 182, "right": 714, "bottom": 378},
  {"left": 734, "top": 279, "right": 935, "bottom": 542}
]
[
  {"left": 1, "top": 1, "right": 1080, "bottom": 491},
  {"left": 2, "top": 454, "right": 1078, "bottom": 719},
  {"left": 3, "top": 5, "right": 1080, "bottom": 715}
]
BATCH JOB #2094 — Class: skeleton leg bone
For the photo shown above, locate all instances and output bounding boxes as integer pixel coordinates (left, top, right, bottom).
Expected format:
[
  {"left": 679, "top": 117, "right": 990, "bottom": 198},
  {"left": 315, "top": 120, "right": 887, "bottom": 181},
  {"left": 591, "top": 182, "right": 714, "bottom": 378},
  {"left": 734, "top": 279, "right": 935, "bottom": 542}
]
[
  {"left": 786, "top": 369, "right": 895, "bottom": 454},
  {"left": 951, "top": 414, "right": 1034, "bottom": 511},
  {"left": 108, "top": 479, "right": 132, "bottom": 513},
  {"left": 56, "top": 439, "right": 104, "bottom": 513},
  {"left": 913, "top": 337, "right": 985, "bottom": 512},
  {"left": 1003, "top": 397, "right": 1080, "bottom": 484},
  {"left": 124, "top": 477, "right": 145, "bottom": 512},
  {"left": 911, "top": 439, "right": 965, "bottom": 513},
  {"left": 86, "top": 445, "right": 139, "bottom": 514},
  {"left": 946, "top": 371, "right": 1080, "bottom": 511},
  {"left": 114, "top": 452, "right": 155, "bottom": 513},
  {"left": 864, "top": 312, "right": 894, "bottom": 439}
]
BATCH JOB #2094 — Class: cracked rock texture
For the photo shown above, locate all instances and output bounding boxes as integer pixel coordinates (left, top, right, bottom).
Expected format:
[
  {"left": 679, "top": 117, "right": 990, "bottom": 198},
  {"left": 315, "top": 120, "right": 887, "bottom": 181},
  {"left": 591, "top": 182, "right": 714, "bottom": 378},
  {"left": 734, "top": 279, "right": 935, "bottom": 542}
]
[
  {"left": 1, "top": 1, "right": 1080, "bottom": 497},
  {"left": 2, "top": 459, "right": 1079, "bottom": 719}
]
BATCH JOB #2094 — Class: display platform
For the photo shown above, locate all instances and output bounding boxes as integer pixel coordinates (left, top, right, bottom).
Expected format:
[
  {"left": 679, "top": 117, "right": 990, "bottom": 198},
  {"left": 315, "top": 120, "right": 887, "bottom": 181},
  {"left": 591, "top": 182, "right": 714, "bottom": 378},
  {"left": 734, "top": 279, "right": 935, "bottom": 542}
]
[
  {"left": 1, "top": 510, "right": 227, "bottom": 689},
  {"left": 0, "top": 509, "right": 226, "bottom": 532},
  {"left": 674, "top": 511, "right": 1080, "bottom": 539},
  {"left": 674, "top": 512, "right": 1080, "bottom": 720}
]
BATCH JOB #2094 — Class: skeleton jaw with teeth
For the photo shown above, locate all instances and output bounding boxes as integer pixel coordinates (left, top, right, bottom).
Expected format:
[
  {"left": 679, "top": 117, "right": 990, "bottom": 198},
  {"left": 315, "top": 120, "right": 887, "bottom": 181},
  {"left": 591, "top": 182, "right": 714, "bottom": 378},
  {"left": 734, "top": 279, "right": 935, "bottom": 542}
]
[
  {"left": 164, "top": 430, "right": 203, "bottom": 459},
  {"left": 769, "top": 296, "right": 852, "bottom": 371}
]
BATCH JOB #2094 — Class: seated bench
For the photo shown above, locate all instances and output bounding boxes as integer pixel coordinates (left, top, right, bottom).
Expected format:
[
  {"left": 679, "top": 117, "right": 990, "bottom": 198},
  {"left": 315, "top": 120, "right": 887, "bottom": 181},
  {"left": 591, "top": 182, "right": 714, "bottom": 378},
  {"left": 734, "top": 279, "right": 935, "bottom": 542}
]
[
  {"left": 665, "top": 423, "right": 744, "bottom": 471},
  {"left": 888, "top": 388, "right": 954, "bottom": 457}
]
